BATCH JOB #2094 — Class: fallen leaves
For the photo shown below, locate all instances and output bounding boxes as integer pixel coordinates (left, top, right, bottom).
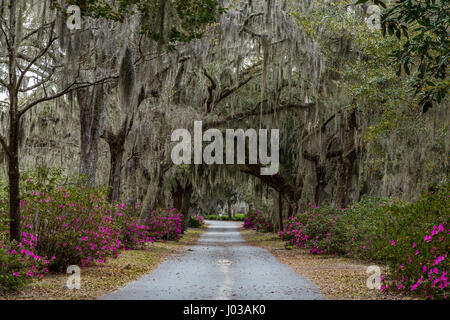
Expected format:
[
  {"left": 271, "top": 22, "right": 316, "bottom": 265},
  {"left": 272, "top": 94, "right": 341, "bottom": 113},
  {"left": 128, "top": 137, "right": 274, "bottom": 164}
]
[{"left": 240, "top": 228, "right": 414, "bottom": 300}]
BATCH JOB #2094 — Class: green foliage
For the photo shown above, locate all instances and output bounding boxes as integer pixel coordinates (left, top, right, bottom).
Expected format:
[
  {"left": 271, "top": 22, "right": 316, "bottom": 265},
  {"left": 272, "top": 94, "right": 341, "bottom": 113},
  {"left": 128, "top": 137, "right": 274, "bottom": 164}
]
[
  {"left": 189, "top": 216, "right": 204, "bottom": 228},
  {"left": 282, "top": 183, "right": 449, "bottom": 298},
  {"left": 358, "top": 0, "right": 449, "bottom": 112},
  {"left": 204, "top": 214, "right": 229, "bottom": 220},
  {"left": 65, "top": 0, "right": 225, "bottom": 49},
  {"left": 0, "top": 247, "right": 28, "bottom": 291},
  {"left": 232, "top": 214, "right": 245, "bottom": 221}
]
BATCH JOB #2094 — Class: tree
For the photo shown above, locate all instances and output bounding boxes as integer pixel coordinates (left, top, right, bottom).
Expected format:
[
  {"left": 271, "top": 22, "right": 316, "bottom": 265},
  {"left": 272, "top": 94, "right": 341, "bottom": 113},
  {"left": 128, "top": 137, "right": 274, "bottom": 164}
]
[
  {"left": 68, "top": 0, "right": 224, "bottom": 188},
  {"left": 0, "top": 0, "right": 114, "bottom": 241}
]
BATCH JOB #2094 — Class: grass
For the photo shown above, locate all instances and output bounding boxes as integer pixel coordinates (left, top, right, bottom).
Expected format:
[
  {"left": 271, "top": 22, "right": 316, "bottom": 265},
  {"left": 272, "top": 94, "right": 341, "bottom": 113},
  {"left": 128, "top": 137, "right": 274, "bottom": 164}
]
[
  {"left": 0, "top": 228, "right": 205, "bottom": 300},
  {"left": 240, "top": 228, "right": 415, "bottom": 300}
]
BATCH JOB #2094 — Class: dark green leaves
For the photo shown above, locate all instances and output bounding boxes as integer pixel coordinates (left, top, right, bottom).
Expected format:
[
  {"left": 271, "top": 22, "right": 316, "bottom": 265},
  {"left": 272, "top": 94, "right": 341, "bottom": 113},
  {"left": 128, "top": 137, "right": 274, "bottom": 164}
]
[
  {"left": 359, "top": 0, "right": 449, "bottom": 113},
  {"left": 67, "top": 0, "right": 225, "bottom": 47}
]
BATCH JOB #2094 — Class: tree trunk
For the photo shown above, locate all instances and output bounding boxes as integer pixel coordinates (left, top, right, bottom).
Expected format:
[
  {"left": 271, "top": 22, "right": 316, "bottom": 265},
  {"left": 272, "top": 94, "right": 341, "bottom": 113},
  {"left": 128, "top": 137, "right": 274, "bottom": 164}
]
[
  {"left": 181, "top": 184, "right": 193, "bottom": 230},
  {"left": 77, "top": 85, "right": 106, "bottom": 184},
  {"left": 171, "top": 189, "right": 183, "bottom": 212},
  {"left": 127, "top": 153, "right": 138, "bottom": 209},
  {"left": 335, "top": 108, "right": 357, "bottom": 209},
  {"left": 227, "top": 199, "right": 232, "bottom": 221},
  {"left": 108, "top": 143, "right": 124, "bottom": 203},
  {"left": 287, "top": 203, "right": 293, "bottom": 218},
  {"left": 314, "top": 164, "right": 327, "bottom": 205},
  {"left": 6, "top": 0, "right": 20, "bottom": 242},
  {"left": 278, "top": 192, "right": 283, "bottom": 231},
  {"left": 140, "top": 167, "right": 166, "bottom": 221},
  {"left": 335, "top": 155, "right": 356, "bottom": 208},
  {"left": 8, "top": 96, "right": 20, "bottom": 242}
]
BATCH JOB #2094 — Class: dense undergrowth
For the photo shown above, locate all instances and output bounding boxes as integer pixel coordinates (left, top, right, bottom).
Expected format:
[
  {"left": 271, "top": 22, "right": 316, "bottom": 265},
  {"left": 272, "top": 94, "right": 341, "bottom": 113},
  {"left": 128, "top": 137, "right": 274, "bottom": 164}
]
[
  {"left": 0, "top": 168, "right": 184, "bottom": 291},
  {"left": 277, "top": 184, "right": 449, "bottom": 299}
]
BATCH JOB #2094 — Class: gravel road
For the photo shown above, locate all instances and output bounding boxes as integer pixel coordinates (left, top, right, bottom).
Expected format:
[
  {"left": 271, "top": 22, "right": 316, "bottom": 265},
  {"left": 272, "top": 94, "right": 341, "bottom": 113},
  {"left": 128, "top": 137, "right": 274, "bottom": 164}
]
[{"left": 101, "top": 220, "right": 323, "bottom": 300}]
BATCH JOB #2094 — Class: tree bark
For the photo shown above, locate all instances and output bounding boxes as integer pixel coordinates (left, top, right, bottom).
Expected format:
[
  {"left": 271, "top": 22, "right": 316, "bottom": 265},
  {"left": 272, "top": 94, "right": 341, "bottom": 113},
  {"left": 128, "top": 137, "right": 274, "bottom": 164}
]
[
  {"left": 140, "top": 165, "right": 169, "bottom": 221},
  {"left": 287, "top": 203, "right": 293, "bottom": 218},
  {"left": 8, "top": 94, "right": 20, "bottom": 242},
  {"left": 107, "top": 143, "right": 125, "bottom": 203},
  {"left": 227, "top": 199, "right": 232, "bottom": 221},
  {"left": 335, "top": 108, "right": 357, "bottom": 209},
  {"left": 171, "top": 189, "right": 183, "bottom": 212},
  {"left": 77, "top": 85, "right": 106, "bottom": 184},
  {"left": 126, "top": 152, "right": 138, "bottom": 209},
  {"left": 6, "top": 0, "right": 20, "bottom": 242},
  {"left": 181, "top": 183, "right": 193, "bottom": 230},
  {"left": 278, "top": 192, "right": 283, "bottom": 231},
  {"left": 315, "top": 164, "right": 327, "bottom": 205}
]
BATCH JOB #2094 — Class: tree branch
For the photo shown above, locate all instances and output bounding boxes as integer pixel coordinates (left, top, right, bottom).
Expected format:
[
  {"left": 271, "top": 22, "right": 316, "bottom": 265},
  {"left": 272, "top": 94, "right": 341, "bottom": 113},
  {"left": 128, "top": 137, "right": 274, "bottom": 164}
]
[
  {"left": 17, "top": 24, "right": 56, "bottom": 90},
  {"left": 204, "top": 101, "right": 314, "bottom": 129},
  {"left": 19, "top": 76, "right": 118, "bottom": 117},
  {"left": 203, "top": 68, "right": 217, "bottom": 113}
]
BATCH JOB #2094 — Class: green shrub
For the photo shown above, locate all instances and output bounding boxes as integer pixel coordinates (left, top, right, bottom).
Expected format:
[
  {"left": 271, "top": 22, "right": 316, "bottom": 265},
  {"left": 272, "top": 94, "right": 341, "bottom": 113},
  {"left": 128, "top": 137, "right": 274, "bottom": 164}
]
[
  {"left": 232, "top": 214, "right": 245, "bottom": 221},
  {"left": 204, "top": 214, "right": 230, "bottom": 220},
  {"left": 281, "top": 183, "right": 449, "bottom": 299},
  {"left": 0, "top": 247, "right": 29, "bottom": 291},
  {"left": 190, "top": 216, "right": 205, "bottom": 228}
]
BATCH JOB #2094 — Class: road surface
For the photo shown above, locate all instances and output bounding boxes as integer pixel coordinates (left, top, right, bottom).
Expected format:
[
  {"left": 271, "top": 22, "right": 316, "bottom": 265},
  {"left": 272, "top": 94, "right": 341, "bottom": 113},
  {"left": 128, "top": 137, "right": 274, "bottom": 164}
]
[{"left": 101, "top": 220, "right": 323, "bottom": 300}]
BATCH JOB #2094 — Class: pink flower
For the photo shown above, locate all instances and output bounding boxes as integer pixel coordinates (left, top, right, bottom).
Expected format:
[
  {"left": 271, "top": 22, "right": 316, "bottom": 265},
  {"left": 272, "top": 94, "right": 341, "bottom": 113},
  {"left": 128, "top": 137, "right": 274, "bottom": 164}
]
[{"left": 391, "top": 240, "right": 395, "bottom": 246}]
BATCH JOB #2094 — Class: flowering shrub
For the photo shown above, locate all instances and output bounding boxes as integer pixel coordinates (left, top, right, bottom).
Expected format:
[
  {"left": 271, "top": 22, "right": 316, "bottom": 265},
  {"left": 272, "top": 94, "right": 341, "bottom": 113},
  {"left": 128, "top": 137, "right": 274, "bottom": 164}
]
[
  {"left": 142, "top": 208, "right": 184, "bottom": 241},
  {"left": 243, "top": 211, "right": 273, "bottom": 232},
  {"left": 378, "top": 185, "right": 449, "bottom": 299},
  {"left": 382, "top": 224, "right": 448, "bottom": 299},
  {"left": 19, "top": 184, "right": 123, "bottom": 271},
  {"left": 0, "top": 233, "right": 50, "bottom": 291},
  {"left": 0, "top": 168, "right": 185, "bottom": 290},
  {"left": 190, "top": 215, "right": 205, "bottom": 228},
  {"left": 280, "top": 184, "right": 449, "bottom": 299}
]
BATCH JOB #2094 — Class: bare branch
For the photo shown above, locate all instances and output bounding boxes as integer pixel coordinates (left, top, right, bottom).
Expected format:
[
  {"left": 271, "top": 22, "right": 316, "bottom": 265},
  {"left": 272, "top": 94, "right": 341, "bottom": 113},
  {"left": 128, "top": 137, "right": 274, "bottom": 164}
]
[
  {"left": 239, "top": 12, "right": 264, "bottom": 37},
  {"left": 203, "top": 68, "right": 217, "bottom": 113},
  {"left": 19, "top": 68, "right": 55, "bottom": 92},
  {"left": 17, "top": 25, "right": 56, "bottom": 90},
  {"left": 0, "top": 76, "right": 7, "bottom": 88},
  {"left": 19, "top": 76, "right": 118, "bottom": 117}
]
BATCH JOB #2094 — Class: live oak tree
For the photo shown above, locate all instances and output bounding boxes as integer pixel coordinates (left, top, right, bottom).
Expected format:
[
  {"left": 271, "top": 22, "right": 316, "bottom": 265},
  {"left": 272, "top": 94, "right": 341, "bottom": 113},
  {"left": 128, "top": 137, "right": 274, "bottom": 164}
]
[
  {"left": 66, "top": 0, "right": 224, "bottom": 196},
  {"left": 0, "top": 0, "right": 114, "bottom": 241}
]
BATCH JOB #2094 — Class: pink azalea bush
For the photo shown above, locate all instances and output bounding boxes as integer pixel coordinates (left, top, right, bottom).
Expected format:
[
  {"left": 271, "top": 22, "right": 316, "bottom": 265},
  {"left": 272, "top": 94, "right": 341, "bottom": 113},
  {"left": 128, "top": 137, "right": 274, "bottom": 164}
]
[
  {"left": 0, "top": 232, "right": 51, "bottom": 290},
  {"left": 0, "top": 168, "right": 184, "bottom": 290},
  {"left": 141, "top": 208, "right": 184, "bottom": 241},
  {"left": 243, "top": 211, "right": 273, "bottom": 232},
  {"left": 280, "top": 183, "right": 449, "bottom": 299},
  {"left": 17, "top": 184, "right": 124, "bottom": 271},
  {"left": 383, "top": 224, "right": 448, "bottom": 299}
]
